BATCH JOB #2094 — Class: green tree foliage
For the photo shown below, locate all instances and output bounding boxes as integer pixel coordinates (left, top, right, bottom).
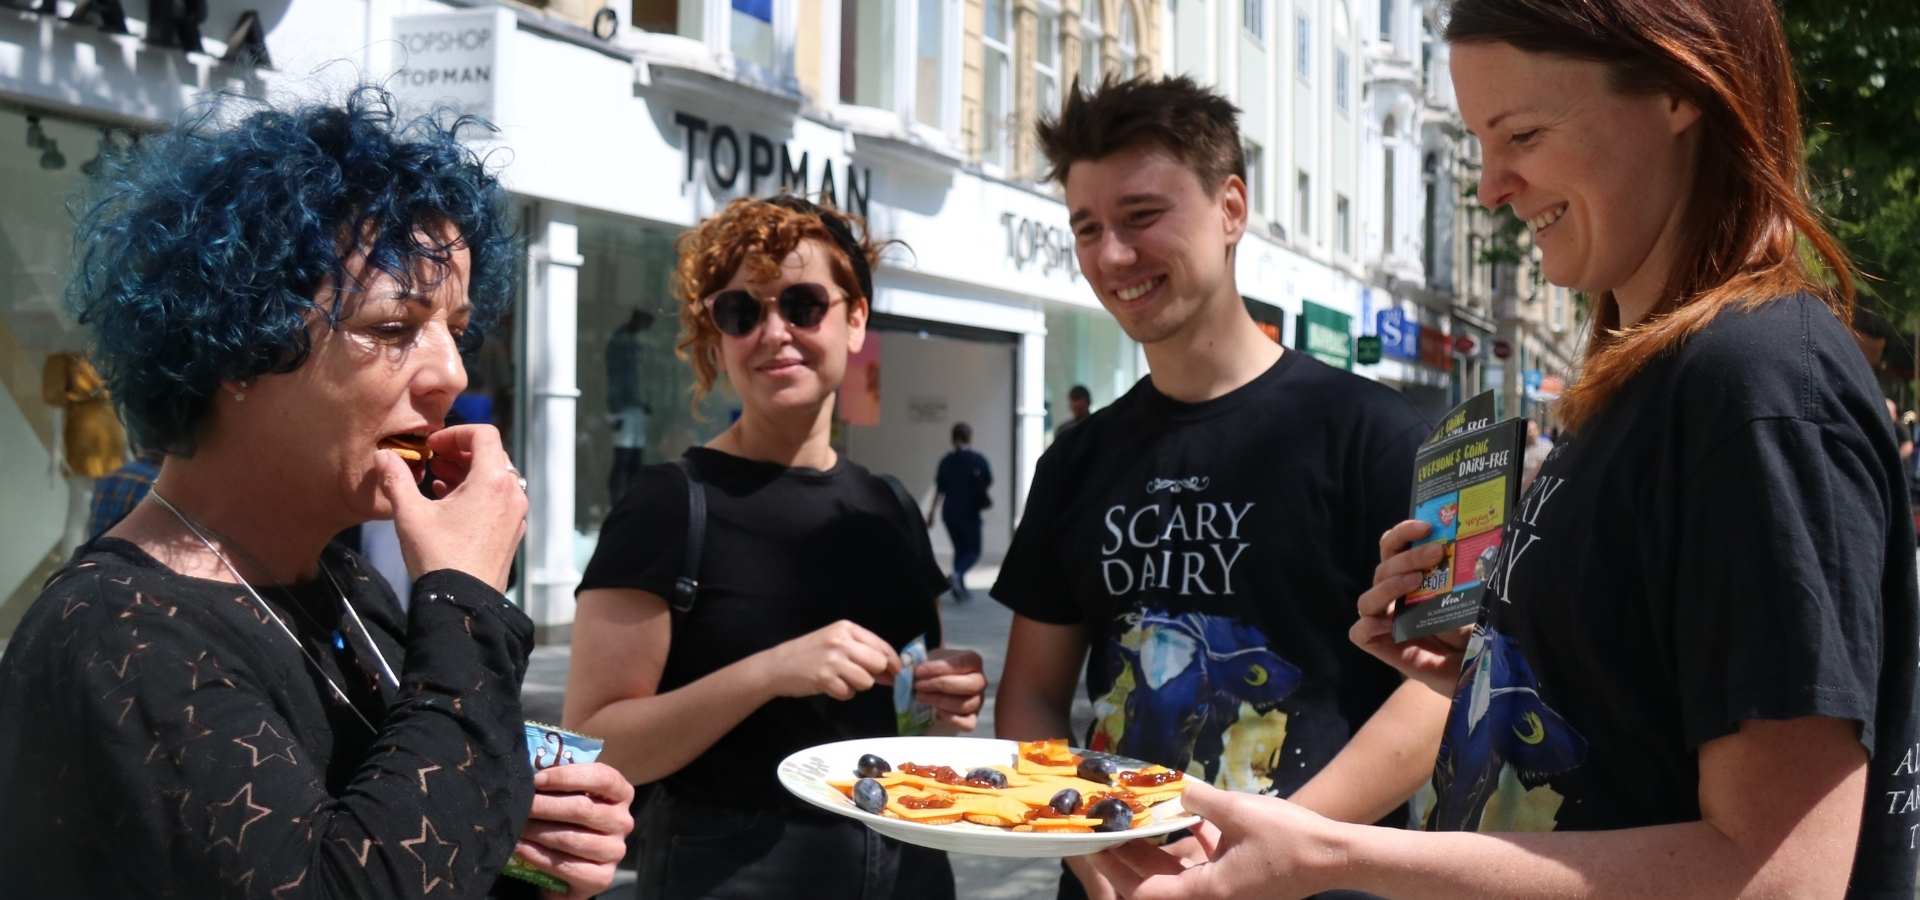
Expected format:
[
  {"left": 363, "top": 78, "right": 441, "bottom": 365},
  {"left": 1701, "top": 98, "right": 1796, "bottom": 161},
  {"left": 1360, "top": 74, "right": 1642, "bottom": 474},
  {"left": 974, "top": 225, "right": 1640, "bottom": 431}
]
[{"left": 1784, "top": 0, "right": 1920, "bottom": 324}]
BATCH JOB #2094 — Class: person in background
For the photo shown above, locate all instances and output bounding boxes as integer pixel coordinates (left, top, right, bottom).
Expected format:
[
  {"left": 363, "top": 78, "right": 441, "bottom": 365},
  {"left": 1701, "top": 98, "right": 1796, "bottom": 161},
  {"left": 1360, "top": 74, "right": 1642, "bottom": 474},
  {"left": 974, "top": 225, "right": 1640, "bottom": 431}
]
[
  {"left": 0, "top": 87, "right": 633, "bottom": 899},
  {"left": 993, "top": 74, "right": 1432, "bottom": 900},
  {"left": 1089, "top": 1, "right": 1918, "bottom": 896},
  {"left": 85, "top": 445, "right": 164, "bottom": 540},
  {"left": 564, "top": 195, "right": 986, "bottom": 900},
  {"left": 1055, "top": 383, "right": 1094, "bottom": 439},
  {"left": 1520, "top": 418, "right": 1553, "bottom": 492},
  {"left": 929, "top": 422, "right": 993, "bottom": 602}
]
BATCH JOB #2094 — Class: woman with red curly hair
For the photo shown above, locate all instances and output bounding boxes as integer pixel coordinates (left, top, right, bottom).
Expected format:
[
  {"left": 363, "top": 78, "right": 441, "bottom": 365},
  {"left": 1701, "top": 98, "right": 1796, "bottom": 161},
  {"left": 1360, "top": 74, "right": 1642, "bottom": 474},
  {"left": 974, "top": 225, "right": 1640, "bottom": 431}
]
[{"left": 563, "top": 195, "right": 985, "bottom": 898}]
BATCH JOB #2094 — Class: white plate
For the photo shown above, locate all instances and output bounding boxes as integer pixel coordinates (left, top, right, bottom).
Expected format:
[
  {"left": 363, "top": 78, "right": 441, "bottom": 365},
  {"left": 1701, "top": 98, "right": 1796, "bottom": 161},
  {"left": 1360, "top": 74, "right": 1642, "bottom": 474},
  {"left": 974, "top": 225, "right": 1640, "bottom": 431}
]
[{"left": 777, "top": 736, "right": 1200, "bottom": 858}]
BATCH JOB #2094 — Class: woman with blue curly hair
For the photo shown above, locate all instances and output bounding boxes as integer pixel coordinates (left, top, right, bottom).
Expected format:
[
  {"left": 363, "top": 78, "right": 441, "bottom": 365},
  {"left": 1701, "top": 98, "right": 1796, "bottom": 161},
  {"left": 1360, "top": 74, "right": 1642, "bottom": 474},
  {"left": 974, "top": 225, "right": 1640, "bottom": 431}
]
[{"left": 0, "top": 88, "right": 633, "bottom": 898}]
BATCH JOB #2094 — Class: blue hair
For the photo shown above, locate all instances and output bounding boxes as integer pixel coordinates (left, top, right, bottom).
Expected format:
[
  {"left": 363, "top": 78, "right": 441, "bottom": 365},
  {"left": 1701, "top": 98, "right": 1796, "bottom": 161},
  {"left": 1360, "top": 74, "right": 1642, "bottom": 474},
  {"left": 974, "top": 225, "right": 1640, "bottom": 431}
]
[{"left": 67, "top": 85, "right": 517, "bottom": 453}]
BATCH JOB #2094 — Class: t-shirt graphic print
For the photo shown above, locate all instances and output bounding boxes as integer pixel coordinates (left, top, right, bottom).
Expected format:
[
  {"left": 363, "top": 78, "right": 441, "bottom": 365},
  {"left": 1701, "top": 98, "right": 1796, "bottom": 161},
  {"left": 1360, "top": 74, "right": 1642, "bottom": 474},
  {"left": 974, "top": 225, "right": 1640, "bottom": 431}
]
[
  {"left": 1090, "top": 607, "right": 1303, "bottom": 791},
  {"left": 994, "top": 352, "right": 1429, "bottom": 802}
]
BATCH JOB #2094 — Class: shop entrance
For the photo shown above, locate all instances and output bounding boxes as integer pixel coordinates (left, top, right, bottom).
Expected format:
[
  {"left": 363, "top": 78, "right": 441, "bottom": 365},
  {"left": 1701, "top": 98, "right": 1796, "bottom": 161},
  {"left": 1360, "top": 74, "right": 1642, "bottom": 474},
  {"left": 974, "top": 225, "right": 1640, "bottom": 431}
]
[{"left": 841, "top": 315, "right": 1017, "bottom": 571}]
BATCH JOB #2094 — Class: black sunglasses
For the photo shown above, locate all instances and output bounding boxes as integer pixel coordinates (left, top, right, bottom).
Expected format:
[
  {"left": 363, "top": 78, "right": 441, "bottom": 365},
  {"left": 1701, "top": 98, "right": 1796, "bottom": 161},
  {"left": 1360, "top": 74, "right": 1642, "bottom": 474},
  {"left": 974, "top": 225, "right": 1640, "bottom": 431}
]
[{"left": 704, "top": 282, "right": 840, "bottom": 337}]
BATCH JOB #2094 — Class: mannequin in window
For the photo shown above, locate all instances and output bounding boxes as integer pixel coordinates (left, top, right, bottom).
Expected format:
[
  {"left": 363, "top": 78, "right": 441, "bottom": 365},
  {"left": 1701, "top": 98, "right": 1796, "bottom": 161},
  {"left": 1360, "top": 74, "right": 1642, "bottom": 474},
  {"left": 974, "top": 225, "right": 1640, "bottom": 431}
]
[
  {"left": 606, "top": 307, "right": 655, "bottom": 505},
  {"left": 41, "top": 351, "right": 128, "bottom": 557}
]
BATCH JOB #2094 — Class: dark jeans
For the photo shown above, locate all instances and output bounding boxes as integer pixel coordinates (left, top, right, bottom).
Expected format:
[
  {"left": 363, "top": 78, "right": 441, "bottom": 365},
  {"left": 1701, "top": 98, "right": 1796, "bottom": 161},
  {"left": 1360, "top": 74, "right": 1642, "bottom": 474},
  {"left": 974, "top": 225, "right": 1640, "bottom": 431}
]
[
  {"left": 634, "top": 790, "right": 955, "bottom": 900},
  {"left": 942, "top": 512, "right": 982, "bottom": 598}
]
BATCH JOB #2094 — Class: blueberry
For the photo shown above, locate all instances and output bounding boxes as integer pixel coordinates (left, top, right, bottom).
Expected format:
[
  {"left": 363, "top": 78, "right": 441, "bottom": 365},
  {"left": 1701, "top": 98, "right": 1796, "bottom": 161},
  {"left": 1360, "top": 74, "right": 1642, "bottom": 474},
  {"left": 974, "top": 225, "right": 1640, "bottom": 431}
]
[
  {"left": 852, "top": 777, "right": 887, "bottom": 814},
  {"left": 1089, "top": 796, "right": 1133, "bottom": 832},
  {"left": 1048, "top": 788, "right": 1082, "bottom": 816},
  {"left": 1076, "top": 756, "right": 1116, "bottom": 785},
  {"left": 855, "top": 753, "right": 891, "bottom": 778},
  {"left": 965, "top": 767, "right": 1008, "bottom": 788}
]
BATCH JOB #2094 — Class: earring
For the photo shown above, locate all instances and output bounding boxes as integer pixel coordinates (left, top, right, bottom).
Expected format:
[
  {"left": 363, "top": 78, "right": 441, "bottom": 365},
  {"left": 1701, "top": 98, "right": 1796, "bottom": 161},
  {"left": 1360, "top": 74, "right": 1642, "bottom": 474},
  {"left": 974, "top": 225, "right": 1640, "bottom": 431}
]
[{"left": 232, "top": 380, "right": 252, "bottom": 402}]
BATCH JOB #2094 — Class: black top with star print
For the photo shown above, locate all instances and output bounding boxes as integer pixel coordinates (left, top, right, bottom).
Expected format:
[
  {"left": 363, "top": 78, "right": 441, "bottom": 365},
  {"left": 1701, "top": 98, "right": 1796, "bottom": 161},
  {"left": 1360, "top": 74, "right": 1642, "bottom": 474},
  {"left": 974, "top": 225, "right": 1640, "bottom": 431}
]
[{"left": 0, "top": 538, "right": 542, "bottom": 899}]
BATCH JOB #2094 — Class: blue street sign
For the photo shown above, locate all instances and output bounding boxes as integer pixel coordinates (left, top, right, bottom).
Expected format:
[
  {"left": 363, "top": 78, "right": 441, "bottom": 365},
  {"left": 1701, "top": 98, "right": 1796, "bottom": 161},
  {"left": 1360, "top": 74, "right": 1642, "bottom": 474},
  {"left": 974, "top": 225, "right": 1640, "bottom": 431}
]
[{"left": 1375, "top": 308, "right": 1420, "bottom": 360}]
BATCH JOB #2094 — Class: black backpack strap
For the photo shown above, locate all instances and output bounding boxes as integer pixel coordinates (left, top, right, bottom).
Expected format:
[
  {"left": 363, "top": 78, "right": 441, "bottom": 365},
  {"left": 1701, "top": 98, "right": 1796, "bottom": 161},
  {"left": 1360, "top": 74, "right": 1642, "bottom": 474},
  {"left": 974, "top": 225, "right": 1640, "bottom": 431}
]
[
  {"left": 670, "top": 458, "right": 706, "bottom": 614},
  {"left": 880, "top": 473, "right": 944, "bottom": 648}
]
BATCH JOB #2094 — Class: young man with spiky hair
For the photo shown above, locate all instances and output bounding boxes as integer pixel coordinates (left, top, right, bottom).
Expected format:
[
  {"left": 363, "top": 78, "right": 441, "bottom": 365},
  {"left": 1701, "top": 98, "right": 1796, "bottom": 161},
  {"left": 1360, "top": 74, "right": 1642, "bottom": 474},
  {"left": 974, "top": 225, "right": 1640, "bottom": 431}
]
[{"left": 990, "top": 76, "right": 1443, "bottom": 899}]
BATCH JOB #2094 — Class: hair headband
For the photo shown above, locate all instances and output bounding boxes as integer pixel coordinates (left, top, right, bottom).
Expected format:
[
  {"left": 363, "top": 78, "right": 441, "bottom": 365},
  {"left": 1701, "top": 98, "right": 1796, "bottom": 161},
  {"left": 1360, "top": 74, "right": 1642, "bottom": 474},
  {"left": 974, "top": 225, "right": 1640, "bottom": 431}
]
[{"left": 766, "top": 194, "right": 873, "bottom": 302}]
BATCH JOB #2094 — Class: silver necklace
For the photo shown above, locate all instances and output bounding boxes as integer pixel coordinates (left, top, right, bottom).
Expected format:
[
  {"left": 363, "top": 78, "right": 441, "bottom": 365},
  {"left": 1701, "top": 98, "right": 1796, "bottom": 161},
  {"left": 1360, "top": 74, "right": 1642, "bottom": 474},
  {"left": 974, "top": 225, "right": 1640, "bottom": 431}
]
[{"left": 148, "top": 490, "right": 400, "bottom": 734}]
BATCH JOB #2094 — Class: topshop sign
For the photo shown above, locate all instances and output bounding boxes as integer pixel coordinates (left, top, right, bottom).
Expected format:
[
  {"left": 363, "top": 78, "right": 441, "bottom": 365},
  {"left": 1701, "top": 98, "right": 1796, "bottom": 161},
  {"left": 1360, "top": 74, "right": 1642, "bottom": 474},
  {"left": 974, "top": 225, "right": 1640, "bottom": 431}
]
[{"left": 999, "top": 213, "right": 1079, "bottom": 280}]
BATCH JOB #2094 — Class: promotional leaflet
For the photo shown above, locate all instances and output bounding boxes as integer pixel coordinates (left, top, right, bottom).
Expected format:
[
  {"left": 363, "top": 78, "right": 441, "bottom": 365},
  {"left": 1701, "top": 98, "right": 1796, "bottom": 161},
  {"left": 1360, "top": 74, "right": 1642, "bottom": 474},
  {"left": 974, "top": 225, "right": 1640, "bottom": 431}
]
[{"left": 1393, "top": 392, "right": 1526, "bottom": 641}]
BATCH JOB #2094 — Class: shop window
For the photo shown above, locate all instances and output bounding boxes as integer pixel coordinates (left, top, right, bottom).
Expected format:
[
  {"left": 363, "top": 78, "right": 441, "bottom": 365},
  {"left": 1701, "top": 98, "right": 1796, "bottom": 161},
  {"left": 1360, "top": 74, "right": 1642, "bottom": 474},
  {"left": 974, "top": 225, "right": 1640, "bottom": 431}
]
[
  {"left": 575, "top": 211, "right": 737, "bottom": 537},
  {"left": 840, "top": 0, "right": 896, "bottom": 108},
  {"left": 1243, "top": 140, "right": 1265, "bottom": 217},
  {"left": 631, "top": 0, "right": 694, "bottom": 38},
  {"left": 1336, "top": 193, "right": 1352, "bottom": 256},
  {"left": 1080, "top": 0, "right": 1103, "bottom": 88},
  {"left": 1383, "top": 116, "right": 1397, "bottom": 257},
  {"left": 982, "top": 0, "right": 1014, "bottom": 167},
  {"left": 1296, "top": 13, "right": 1311, "bottom": 84},
  {"left": 1335, "top": 47, "right": 1350, "bottom": 114},
  {"left": 1296, "top": 170, "right": 1311, "bottom": 239},
  {"left": 915, "top": 0, "right": 949, "bottom": 128},
  {"left": 1044, "top": 305, "right": 1145, "bottom": 441},
  {"left": 1117, "top": 2, "right": 1138, "bottom": 76},
  {"left": 1036, "top": 3, "right": 1062, "bottom": 117}
]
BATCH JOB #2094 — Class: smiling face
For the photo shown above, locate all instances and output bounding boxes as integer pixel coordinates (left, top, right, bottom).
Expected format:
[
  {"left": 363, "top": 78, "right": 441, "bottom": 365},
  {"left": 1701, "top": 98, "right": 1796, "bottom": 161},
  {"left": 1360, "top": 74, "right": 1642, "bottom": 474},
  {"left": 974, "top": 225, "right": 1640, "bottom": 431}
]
[
  {"left": 1452, "top": 42, "right": 1702, "bottom": 312},
  {"left": 1065, "top": 143, "right": 1248, "bottom": 345},
  {"left": 712, "top": 238, "right": 867, "bottom": 419},
  {"left": 228, "top": 230, "right": 473, "bottom": 525}
]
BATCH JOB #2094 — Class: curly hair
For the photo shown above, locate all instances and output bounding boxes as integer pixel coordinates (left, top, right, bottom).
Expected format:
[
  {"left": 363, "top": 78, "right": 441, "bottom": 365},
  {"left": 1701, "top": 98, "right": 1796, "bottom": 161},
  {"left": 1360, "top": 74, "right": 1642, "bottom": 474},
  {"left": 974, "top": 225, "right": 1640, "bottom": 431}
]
[
  {"left": 67, "top": 85, "right": 517, "bottom": 453},
  {"left": 672, "top": 195, "right": 881, "bottom": 406}
]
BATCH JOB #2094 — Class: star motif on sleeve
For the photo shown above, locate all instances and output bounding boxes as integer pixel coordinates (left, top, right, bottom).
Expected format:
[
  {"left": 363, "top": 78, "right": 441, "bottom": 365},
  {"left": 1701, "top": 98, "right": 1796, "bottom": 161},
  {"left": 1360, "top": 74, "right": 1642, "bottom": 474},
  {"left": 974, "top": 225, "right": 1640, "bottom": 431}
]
[
  {"left": 270, "top": 871, "right": 308, "bottom": 899},
  {"left": 415, "top": 763, "right": 442, "bottom": 794},
  {"left": 206, "top": 783, "right": 272, "bottom": 853},
  {"left": 333, "top": 837, "right": 375, "bottom": 867},
  {"left": 399, "top": 815, "right": 460, "bottom": 895},
  {"left": 233, "top": 721, "right": 299, "bottom": 768},
  {"left": 185, "top": 651, "right": 236, "bottom": 690}
]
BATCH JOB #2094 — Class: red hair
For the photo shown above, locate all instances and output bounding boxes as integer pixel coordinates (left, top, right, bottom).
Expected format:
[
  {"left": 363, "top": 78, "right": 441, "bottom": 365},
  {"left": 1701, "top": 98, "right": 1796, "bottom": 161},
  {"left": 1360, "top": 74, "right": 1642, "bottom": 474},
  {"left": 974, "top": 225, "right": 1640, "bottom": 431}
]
[{"left": 1447, "top": 0, "right": 1853, "bottom": 431}]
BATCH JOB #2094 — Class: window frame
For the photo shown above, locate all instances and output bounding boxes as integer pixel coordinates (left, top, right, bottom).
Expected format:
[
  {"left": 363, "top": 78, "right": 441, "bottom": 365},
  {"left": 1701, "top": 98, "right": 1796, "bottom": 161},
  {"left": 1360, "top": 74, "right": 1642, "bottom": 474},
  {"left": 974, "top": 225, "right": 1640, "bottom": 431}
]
[
  {"left": 1080, "top": 0, "right": 1104, "bottom": 89},
  {"left": 1296, "top": 169, "right": 1312, "bottom": 239},
  {"left": 1242, "top": 0, "right": 1264, "bottom": 43},
  {"left": 1295, "top": 13, "right": 1312, "bottom": 84},
  {"left": 981, "top": 0, "right": 1014, "bottom": 169}
]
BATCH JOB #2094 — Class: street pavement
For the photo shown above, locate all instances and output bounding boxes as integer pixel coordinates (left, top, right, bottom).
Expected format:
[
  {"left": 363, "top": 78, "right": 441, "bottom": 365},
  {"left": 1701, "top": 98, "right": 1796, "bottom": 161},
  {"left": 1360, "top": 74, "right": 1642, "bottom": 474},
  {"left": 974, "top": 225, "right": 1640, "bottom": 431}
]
[{"left": 519, "top": 564, "right": 1095, "bottom": 899}]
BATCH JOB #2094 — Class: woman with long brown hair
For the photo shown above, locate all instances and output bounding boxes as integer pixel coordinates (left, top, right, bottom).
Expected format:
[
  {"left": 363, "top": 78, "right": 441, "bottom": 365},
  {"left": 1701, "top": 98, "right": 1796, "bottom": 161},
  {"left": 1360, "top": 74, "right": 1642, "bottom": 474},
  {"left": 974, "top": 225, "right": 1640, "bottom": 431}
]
[{"left": 1084, "top": 1, "right": 1918, "bottom": 897}]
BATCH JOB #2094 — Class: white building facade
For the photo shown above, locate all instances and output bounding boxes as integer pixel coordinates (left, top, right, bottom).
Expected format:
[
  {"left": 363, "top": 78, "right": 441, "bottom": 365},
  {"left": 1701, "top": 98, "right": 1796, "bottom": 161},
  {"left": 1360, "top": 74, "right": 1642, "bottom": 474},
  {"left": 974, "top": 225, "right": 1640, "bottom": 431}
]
[{"left": 0, "top": 0, "right": 1580, "bottom": 643}]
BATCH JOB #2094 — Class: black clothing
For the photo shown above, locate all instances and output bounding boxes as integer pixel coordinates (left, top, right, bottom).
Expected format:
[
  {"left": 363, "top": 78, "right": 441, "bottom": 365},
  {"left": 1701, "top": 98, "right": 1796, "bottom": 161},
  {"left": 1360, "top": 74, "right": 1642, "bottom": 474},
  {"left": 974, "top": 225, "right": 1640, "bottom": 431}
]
[
  {"left": 993, "top": 352, "right": 1428, "bottom": 802},
  {"left": 0, "top": 538, "right": 538, "bottom": 899},
  {"left": 934, "top": 448, "right": 993, "bottom": 520},
  {"left": 578, "top": 446, "right": 949, "bottom": 898},
  {"left": 633, "top": 785, "right": 955, "bottom": 900},
  {"left": 579, "top": 447, "right": 946, "bottom": 805},
  {"left": 1422, "top": 295, "right": 1919, "bottom": 898}
]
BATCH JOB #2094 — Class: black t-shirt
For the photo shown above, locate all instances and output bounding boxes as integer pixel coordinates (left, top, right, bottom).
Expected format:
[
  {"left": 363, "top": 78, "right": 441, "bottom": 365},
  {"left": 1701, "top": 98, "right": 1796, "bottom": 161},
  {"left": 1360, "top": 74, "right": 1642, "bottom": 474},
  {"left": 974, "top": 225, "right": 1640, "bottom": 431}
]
[
  {"left": 1421, "top": 295, "right": 1920, "bottom": 897},
  {"left": 993, "top": 351, "right": 1428, "bottom": 803},
  {"left": 577, "top": 447, "right": 947, "bottom": 807},
  {"left": 0, "top": 539, "right": 540, "bottom": 899},
  {"left": 935, "top": 448, "right": 993, "bottom": 521}
]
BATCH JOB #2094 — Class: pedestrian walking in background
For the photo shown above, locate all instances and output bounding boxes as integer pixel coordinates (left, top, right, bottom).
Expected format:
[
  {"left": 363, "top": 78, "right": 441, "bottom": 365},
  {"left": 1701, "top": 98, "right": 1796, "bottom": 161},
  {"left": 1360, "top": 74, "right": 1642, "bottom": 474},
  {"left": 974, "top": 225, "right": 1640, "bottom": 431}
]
[
  {"left": 564, "top": 195, "right": 985, "bottom": 900},
  {"left": 929, "top": 421, "right": 993, "bottom": 601},
  {"left": 1091, "top": 1, "right": 1918, "bottom": 896}
]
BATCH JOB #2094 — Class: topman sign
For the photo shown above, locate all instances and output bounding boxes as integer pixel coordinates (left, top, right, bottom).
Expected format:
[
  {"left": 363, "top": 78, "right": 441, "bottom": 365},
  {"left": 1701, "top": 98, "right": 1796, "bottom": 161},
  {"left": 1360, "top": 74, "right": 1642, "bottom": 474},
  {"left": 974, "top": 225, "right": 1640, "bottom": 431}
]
[{"left": 674, "top": 112, "right": 873, "bottom": 218}]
